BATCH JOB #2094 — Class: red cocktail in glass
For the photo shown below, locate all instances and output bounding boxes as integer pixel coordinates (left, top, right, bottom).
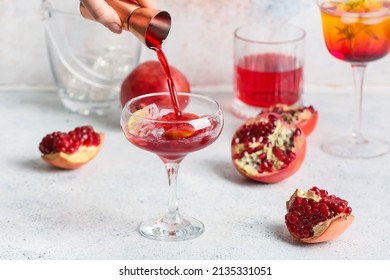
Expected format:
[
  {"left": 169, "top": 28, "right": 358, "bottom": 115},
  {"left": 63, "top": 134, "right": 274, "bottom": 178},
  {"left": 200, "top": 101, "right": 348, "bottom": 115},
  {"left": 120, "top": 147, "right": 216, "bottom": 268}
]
[
  {"left": 235, "top": 53, "right": 303, "bottom": 108},
  {"left": 232, "top": 22, "right": 306, "bottom": 119},
  {"left": 121, "top": 92, "right": 223, "bottom": 241}
]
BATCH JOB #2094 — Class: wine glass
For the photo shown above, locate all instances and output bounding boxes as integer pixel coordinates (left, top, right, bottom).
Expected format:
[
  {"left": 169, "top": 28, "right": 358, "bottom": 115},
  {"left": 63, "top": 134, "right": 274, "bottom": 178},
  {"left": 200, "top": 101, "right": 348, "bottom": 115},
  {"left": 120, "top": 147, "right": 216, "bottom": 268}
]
[
  {"left": 317, "top": 0, "right": 390, "bottom": 158},
  {"left": 120, "top": 92, "right": 224, "bottom": 241}
]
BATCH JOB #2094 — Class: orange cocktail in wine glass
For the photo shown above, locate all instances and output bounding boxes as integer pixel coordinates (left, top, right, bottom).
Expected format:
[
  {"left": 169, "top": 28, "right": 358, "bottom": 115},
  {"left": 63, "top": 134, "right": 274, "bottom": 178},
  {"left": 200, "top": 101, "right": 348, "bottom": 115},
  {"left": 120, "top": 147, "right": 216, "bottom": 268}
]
[{"left": 318, "top": 0, "right": 390, "bottom": 158}]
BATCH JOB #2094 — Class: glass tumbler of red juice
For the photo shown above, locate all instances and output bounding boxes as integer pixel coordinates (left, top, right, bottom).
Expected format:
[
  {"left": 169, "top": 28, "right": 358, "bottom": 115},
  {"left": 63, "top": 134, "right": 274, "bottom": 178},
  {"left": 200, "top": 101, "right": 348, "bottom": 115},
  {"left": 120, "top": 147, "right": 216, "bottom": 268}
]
[{"left": 232, "top": 22, "right": 306, "bottom": 119}]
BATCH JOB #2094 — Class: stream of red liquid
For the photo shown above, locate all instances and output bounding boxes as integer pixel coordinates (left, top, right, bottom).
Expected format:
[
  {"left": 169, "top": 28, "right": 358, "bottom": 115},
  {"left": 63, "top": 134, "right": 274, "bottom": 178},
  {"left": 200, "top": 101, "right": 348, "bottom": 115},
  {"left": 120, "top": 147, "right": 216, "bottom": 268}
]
[{"left": 152, "top": 45, "right": 182, "bottom": 118}]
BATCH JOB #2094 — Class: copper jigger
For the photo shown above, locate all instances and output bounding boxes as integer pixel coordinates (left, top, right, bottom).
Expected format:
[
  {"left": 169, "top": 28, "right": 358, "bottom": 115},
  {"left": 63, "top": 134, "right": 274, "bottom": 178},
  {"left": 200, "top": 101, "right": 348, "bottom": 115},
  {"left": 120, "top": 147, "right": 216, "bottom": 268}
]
[{"left": 79, "top": 0, "right": 171, "bottom": 48}]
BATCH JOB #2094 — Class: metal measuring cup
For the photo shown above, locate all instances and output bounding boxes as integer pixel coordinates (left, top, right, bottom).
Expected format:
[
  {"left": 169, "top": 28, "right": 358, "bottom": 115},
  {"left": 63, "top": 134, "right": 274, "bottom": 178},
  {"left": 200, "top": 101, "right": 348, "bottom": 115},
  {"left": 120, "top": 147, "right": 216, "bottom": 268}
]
[{"left": 80, "top": 0, "right": 171, "bottom": 48}]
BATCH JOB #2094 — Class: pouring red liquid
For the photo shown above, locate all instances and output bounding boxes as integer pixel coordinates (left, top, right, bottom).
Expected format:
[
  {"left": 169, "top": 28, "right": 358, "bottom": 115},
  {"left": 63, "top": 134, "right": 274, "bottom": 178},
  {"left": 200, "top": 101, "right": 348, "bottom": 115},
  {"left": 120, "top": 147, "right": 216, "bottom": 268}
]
[{"left": 152, "top": 45, "right": 183, "bottom": 118}]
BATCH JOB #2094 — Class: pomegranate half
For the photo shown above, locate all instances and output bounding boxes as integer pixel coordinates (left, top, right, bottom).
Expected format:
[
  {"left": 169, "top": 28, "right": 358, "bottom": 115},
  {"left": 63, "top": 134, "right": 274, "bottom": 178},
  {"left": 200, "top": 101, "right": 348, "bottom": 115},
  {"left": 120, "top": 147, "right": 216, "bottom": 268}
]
[
  {"left": 262, "top": 104, "right": 318, "bottom": 136},
  {"left": 285, "top": 186, "right": 354, "bottom": 243},
  {"left": 231, "top": 113, "right": 306, "bottom": 184},
  {"left": 39, "top": 125, "right": 104, "bottom": 169}
]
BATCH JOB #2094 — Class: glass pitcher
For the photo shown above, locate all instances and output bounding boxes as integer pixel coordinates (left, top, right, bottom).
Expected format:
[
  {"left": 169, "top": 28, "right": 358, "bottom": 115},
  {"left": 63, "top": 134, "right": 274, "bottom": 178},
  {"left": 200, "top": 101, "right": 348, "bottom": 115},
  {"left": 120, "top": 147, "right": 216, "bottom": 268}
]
[{"left": 41, "top": 0, "right": 141, "bottom": 115}]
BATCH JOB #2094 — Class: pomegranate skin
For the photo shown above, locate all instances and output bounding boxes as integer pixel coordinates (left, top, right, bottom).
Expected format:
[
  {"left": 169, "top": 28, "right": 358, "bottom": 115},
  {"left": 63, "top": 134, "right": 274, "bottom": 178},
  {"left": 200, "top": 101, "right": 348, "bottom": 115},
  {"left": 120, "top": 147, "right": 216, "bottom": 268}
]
[
  {"left": 120, "top": 60, "right": 191, "bottom": 107},
  {"left": 302, "top": 215, "right": 355, "bottom": 243},
  {"left": 285, "top": 187, "right": 354, "bottom": 243}
]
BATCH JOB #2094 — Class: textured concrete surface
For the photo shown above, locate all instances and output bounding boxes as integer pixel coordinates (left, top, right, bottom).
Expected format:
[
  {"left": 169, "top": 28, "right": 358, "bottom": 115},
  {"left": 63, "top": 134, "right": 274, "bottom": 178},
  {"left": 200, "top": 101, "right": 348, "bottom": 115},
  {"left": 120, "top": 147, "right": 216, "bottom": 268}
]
[{"left": 1, "top": 87, "right": 389, "bottom": 260}]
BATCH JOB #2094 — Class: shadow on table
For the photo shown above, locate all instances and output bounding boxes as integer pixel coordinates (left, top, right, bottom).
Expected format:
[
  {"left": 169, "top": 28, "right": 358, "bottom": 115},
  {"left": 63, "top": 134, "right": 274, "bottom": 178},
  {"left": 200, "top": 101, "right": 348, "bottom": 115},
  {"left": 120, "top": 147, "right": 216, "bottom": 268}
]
[{"left": 211, "top": 159, "right": 270, "bottom": 188}]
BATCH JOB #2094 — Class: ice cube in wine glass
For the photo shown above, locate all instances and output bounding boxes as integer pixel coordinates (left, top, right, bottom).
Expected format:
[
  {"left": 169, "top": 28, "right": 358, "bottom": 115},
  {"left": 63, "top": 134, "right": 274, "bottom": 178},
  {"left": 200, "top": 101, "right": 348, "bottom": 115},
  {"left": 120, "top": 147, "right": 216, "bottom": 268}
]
[
  {"left": 150, "top": 127, "right": 165, "bottom": 138},
  {"left": 128, "top": 103, "right": 160, "bottom": 136},
  {"left": 144, "top": 103, "right": 160, "bottom": 119},
  {"left": 189, "top": 118, "right": 212, "bottom": 130}
]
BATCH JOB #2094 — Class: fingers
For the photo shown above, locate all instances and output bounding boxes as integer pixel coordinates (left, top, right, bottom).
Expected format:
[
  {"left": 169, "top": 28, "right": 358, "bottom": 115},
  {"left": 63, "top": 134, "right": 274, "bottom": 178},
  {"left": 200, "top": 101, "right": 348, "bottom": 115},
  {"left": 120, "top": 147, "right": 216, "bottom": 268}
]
[
  {"left": 136, "top": 0, "right": 156, "bottom": 8},
  {"left": 80, "top": 0, "right": 157, "bottom": 34},
  {"left": 80, "top": 0, "right": 122, "bottom": 34}
]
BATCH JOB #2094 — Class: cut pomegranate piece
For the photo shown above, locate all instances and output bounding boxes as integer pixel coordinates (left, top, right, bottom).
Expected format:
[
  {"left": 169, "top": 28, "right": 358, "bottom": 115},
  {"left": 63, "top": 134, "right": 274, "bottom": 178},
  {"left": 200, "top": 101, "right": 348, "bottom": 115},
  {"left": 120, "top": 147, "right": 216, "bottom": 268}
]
[
  {"left": 231, "top": 113, "right": 306, "bottom": 184},
  {"left": 39, "top": 125, "right": 104, "bottom": 169},
  {"left": 262, "top": 104, "right": 318, "bottom": 136},
  {"left": 285, "top": 186, "right": 354, "bottom": 243}
]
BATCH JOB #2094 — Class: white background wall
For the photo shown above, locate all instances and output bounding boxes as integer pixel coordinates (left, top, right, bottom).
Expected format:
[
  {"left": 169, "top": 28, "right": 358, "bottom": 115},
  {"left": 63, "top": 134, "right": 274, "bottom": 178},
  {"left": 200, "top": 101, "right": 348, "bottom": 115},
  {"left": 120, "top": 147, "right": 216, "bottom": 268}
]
[{"left": 1, "top": 0, "right": 389, "bottom": 89}]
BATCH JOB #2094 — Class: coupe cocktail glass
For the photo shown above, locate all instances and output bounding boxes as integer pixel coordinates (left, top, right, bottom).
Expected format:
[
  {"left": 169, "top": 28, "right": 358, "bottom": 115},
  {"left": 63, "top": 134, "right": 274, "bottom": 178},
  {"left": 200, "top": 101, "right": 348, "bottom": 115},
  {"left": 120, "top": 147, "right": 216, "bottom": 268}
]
[
  {"left": 120, "top": 92, "right": 224, "bottom": 241},
  {"left": 318, "top": 0, "right": 390, "bottom": 158}
]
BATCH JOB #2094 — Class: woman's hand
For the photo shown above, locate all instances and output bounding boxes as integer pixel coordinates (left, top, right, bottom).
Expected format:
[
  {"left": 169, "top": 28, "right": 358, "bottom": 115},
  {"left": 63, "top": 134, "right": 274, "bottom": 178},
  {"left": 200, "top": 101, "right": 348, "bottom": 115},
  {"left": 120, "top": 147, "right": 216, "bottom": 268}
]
[{"left": 80, "top": 0, "right": 156, "bottom": 34}]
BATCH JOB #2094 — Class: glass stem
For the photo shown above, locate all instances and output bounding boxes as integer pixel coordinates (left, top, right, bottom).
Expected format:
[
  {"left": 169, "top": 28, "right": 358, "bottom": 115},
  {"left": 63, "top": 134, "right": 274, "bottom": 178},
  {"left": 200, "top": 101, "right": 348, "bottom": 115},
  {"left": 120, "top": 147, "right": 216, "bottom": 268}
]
[
  {"left": 351, "top": 63, "right": 366, "bottom": 142},
  {"left": 163, "top": 162, "right": 182, "bottom": 224}
]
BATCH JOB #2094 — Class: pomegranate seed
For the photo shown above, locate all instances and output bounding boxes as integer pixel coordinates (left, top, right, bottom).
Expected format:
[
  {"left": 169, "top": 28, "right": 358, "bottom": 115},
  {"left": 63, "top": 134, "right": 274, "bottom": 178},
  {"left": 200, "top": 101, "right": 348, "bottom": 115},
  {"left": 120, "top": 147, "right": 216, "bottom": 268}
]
[
  {"left": 293, "top": 129, "right": 302, "bottom": 136},
  {"left": 288, "top": 152, "right": 296, "bottom": 159},
  {"left": 320, "top": 189, "right": 328, "bottom": 197},
  {"left": 287, "top": 212, "right": 299, "bottom": 224},
  {"left": 301, "top": 198, "right": 309, "bottom": 205},
  {"left": 266, "top": 167, "right": 274, "bottom": 173},
  {"left": 232, "top": 153, "right": 241, "bottom": 159},
  {"left": 253, "top": 146, "right": 263, "bottom": 153},
  {"left": 272, "top": 146, "right": 286, "bottom": 161},
  {"left": 304, "top": 205, "right": 311, "bottom": 212},
  {"left": 258, "top": 168, "right": 264, "bottom": 174},
  {"left": 280, "top": 163, "right": 288, "bottom": 169}
]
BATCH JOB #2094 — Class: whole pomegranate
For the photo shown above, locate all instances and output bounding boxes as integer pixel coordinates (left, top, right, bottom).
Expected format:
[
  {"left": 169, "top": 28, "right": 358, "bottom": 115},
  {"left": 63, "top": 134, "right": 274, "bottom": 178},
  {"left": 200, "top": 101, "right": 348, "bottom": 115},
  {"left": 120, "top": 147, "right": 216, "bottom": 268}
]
[
  {"left": 231, "top": 113, "right": 306, "bottom": 184},
  {"left": 120, "top": 60, "right": 191, "bottom": 107},
  {"left": 285, "top": 186, "right": 354, "bottom": 243},
  {"left": 262, "top": 104, "right": 318, "bottom": 136},
  {"left": 39, "top": 125, "right": 104, "bottom": 169}
]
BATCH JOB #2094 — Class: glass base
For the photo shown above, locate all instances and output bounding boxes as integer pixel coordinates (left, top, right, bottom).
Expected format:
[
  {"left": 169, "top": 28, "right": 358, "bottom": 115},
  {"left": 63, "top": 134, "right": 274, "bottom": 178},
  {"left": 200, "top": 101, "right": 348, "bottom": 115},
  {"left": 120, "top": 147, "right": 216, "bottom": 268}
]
[
  {"left": 139, "top": 214, "right": 205, "bottom": 242},
  {"left": 231, "top": 98, "right": 262, "bottom": 119},
  {"left": 321, "top": 135, "right": 390, "bottom": 159},
  {"left": 58, "top": 88, "right": 119, "bottom": 116}
]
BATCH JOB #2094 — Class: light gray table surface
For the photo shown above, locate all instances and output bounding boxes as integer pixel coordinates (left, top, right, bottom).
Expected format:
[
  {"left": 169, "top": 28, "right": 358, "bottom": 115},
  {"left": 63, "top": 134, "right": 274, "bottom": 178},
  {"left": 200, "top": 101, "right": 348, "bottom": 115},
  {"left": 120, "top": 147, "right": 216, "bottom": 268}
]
[{"left": 1, "top": 87, "right": 389, "bottom": 260}]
